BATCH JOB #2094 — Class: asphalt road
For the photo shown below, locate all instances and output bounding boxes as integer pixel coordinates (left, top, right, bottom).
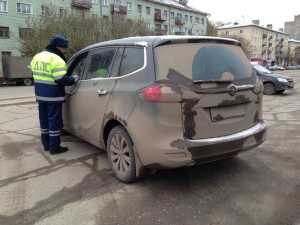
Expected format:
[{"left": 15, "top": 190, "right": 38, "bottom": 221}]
[{"left": 0, "top": 70, "right": 300, "bottom": 225}]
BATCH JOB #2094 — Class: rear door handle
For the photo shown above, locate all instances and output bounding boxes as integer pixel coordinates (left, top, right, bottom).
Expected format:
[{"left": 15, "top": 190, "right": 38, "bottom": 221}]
[{"left": 97, "top": 89, "right": 107, "bottom": 96}]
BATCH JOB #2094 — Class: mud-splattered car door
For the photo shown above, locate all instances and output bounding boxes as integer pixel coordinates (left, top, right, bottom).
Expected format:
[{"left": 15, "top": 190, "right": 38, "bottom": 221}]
[{"left": 68, "top": 47, "right": 121, "bottom": 147}]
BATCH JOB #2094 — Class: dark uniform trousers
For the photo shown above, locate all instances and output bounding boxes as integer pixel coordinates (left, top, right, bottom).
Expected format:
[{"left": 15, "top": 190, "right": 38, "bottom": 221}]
[{"left": 38, "top": 103, "right": 63, "bottom": 151}]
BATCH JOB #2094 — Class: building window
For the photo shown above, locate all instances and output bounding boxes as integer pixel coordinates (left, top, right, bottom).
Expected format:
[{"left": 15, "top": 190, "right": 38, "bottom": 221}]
[
  {"left": 195, "top": 17, "right": 200, "bottom": 24},
  {"left": 170, "top": 12, "right": 174, "bottom": 19},
  {"left": 155, "top": 24, "right": 161, "bottom": 30},
  {"left": 92, "top": 13, "right": 97, "bottom": 18},
  {"left": 0, "top": 26, "right": 9, "bottom": 38},
  {"left": 127, "top": 2, "right": 131, "bottom": 11},
  {"left": 201, "top": 18, "right": 204, "bottom": 25},
  {"left": 240, "top": 30, "right": 243, "bottom": 34},
  {"left": 137, "top": 4, "right": 142, "bottom": 13},
  {"left": 163, "top": 10, "right": 167, "bottom": 16},
  {"left": 155, "top": 8, "right": 161, "bottom": 14},
  {"left": 190, "top": 16, "right": 193, "bottom": 23},
  {"left": 146, "top": 6, "right": 150, "bottom": 14},
  {"left": 17, "top": 2, "right": 32, "bottom": 14},
  {"left": 41, "top": 5, "right": 50, "bottom": 16},
  {"left": 92, "top": 0, "right": 97, "bottom": 3},
  {"left": 177, "top": 13, "right": 182, "bottom": 18},
  {"left": 175, "top": 26, "right": 181, "bottom": 32},
  {"left": 185, "top": 15, "right": 188, "bottom": 22},
  {"left": 103, "top": 15, "right": 109, "bottom": 20},
  {"left": 59, "top": 8, "right": 66, "bottom": 17},
  {"left": 0, "top": 0, "right": 8, "bottom": 12},
  {"left": 102, "top": 0, "right": 108, "bottom": 6},
  {"left": 19, "top": 28, "right": 29, "bottom": 39}
]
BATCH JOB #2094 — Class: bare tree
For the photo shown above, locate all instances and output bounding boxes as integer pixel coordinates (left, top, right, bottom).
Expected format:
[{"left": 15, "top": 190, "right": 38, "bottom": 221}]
[
  {"left": 206, "top": 20, "right": 218, "bottom": 37},
  {"left": 19, "top": 6, "right": 155, "bottom": 58},
  {"left": 219, "top": 33, "right": 252, "bottom": 59}
]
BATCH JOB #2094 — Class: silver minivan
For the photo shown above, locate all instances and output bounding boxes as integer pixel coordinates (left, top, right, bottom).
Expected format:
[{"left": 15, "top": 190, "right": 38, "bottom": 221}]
[{"left": 63, "top": 36, "right": 267, "bottom": 183}]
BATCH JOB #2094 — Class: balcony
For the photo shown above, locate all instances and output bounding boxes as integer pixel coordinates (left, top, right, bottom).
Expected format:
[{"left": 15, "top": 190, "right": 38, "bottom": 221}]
[
  {"left": 268, "top": 43, "right": 272, "bottom": 47},
  {"left": 278, "top": 43, "right": 284, "bottom": 48},
  {"left": 71, "top": 0, "right": 92, "bottom": 9},
  {"left": 269, "top": 36, "right": 272, "bottom": 39},
  {"left": 262, "top": 34, "right": 267, "bottom": 39},
  {"left": 110, "top": 4, "right": 127, "bottom": 14},
  {"left": 154, "top": 13, "right": 167, "bottom": 22},
  {"left": 175, "top": 18, "right": 185, "bottom": 25}
]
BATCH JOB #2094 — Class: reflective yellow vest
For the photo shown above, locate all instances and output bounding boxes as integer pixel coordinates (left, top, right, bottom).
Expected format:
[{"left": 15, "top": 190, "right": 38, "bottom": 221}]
[{"left": 30, "top": 51, "right": 69, "bottom": 103}]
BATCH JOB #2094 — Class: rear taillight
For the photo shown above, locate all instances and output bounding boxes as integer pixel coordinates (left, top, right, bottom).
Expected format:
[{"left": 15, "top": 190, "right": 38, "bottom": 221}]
[
  {"left": 137, "top": 83, "right": 182, "bottom": 102},
  {"left": 138, "top": 84, "right": 163, "bottom": 101}
]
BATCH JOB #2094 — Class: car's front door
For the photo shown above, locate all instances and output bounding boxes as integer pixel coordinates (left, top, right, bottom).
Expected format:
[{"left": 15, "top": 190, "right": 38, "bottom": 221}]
[{"left": 71, "top": 47, "right": 122, "bottom": 147}]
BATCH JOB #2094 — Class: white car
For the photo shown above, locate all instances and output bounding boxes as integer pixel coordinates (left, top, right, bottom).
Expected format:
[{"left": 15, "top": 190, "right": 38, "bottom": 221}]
[{"left": 269, "top": 65, "right": 285, "bottom": 71}]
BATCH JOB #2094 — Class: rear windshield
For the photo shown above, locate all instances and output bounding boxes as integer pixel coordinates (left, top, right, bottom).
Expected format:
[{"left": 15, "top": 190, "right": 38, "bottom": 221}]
[{"left": 154, "top": 43, "right": 253, "bottom": 83}]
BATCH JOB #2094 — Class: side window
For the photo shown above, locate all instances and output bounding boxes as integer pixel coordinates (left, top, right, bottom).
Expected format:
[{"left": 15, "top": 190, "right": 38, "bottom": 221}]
[
  {"left": 86, "top": 47, "right": 117, "bottom": 79},
  {"left": 119, "top": 47, "right": 144, "bottom": 76},
  {"left": 67, "top": 52, "right": 88, "bottom": 80}
]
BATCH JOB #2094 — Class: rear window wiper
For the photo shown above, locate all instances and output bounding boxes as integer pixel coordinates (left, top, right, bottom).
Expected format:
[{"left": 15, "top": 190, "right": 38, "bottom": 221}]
[{"left": 193, "top": 79, "right": 233, "bottom": 84}]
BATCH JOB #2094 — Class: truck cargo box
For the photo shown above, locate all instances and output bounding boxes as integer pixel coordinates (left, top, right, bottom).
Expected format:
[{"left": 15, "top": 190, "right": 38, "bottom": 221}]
[{"left": 2, "top": 56, "right": 33, "bottom": 85}]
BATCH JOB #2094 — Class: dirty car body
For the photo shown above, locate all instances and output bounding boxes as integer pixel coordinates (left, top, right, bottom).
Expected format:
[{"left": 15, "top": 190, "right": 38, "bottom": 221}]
[{"left": 63, "top": 36, "right": 267, "bottom": 183}]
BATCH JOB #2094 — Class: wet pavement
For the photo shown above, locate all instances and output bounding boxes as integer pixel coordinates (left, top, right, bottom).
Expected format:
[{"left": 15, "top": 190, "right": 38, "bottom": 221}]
[{"left": 0, "top": 70, "right": 300, "bottom": 225}]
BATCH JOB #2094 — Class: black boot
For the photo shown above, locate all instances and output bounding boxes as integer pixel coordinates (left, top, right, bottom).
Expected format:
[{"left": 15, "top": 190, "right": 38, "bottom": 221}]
[{"left": 50, "top": 146, "right": 69, "bottom": 155}]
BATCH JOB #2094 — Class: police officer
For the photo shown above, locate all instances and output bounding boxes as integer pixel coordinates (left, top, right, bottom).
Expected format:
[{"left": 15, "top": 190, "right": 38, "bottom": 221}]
[{"left": 30, "top": 34, "right": 78, "bottom": 155}]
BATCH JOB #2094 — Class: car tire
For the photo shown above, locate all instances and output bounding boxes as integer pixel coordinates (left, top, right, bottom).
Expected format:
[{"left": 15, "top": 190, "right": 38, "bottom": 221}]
[
  {"left": 23, "top": 78, "right": 32, "bottom": 86},
  {"left": 263, "top": 83, "right": 275, "bottom": 95},
  {"left": 107, "top": 125, "right": 137, "bottom": 183}
]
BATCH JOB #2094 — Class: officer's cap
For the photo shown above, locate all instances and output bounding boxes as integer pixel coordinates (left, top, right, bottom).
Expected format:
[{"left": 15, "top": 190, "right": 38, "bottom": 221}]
[{"left": 50, "top": 34, "right": 69, "bottom": 48}]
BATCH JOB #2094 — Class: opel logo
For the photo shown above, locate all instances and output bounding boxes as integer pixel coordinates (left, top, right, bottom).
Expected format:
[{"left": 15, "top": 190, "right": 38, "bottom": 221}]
[{"left": 228, "top": 84, "right": 237, "bottom": 96}]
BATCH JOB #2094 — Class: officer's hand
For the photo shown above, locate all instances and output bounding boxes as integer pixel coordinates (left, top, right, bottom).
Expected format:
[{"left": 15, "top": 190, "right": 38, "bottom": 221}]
[{"left": 73, "top": 75, "right": 79, "bottom": 82}]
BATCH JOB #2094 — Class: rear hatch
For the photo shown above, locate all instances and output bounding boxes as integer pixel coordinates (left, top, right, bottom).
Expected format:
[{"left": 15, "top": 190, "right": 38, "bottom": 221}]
[{"left": 154, "top": 40, "right": 262, "bottom": 140}]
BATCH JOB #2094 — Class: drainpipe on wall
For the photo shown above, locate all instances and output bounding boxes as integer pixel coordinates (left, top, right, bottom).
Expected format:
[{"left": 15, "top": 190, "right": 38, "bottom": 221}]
[
  {"left": 99, "top": 0, "right": 103, "bottom": 39},
  {"left": 168, "top": 5, "right": 171, "bottom": 35}
]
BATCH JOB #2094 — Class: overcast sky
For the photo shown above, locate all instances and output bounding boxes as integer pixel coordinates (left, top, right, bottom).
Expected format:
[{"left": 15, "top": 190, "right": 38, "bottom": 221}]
[{"left": 188, "top": 0, "right": 299, "bottom": 31}]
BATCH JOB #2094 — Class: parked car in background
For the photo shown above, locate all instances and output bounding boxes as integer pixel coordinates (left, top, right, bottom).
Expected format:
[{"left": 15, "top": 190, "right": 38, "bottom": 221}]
[
  {"left": 251, "top": 63, "right": 294, "bottom": 95},
  {"left": 63, "top": 36, "right": 267, "bottom": 183},
  {"left": 269, "top": 65, "right": 285, "bottom": 71},
  {"left": 286, "top": 65, "right": 300, "bottom": 70}
]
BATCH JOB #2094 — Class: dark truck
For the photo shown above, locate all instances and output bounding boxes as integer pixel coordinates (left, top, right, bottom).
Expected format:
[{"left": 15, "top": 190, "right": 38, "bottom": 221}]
[{"left": 1, "top": 56, "right": 33, "bottom": 86}]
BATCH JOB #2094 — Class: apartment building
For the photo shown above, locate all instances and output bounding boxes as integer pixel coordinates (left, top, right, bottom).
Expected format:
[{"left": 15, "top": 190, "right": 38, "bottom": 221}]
[
  {"left": 285, "top": 15, "right": 300, "bottom": 40},
  {"left": 288, "top": 39, "right": 300, "bottom": 65},
  {"left": 217, "top": 20, "right": 300, "bottom": 66},
  {"left": 0, "top": 0, "right": 210, "bottom": 79}
]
